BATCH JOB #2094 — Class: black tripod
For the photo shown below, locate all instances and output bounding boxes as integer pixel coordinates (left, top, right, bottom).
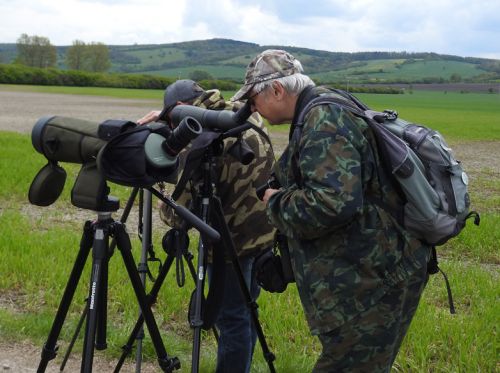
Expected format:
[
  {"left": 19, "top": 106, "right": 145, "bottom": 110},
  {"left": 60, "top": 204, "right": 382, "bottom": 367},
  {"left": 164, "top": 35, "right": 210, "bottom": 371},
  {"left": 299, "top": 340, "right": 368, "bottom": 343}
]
[
  {"left": 36, "top": 188, "right": 220, "bottom": 373},
  {"left": 183, "top": 131, "right": 276, "bottom": 372},
  {"left": 57, "top": 187, "right": 141, "bottom": 371},
  {"left": 114, "top": 188, "right": 220, "bottom": 372},
  {"left": 113, "top": 128, "right": 277, "bottom": 372}
]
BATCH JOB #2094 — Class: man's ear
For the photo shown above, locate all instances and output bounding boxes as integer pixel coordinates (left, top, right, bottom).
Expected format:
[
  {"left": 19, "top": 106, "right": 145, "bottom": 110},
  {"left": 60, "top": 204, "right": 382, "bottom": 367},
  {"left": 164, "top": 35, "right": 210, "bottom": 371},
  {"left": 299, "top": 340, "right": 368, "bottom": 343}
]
[{"left": 272, "top": 81, "right": 286, "bottom": 100}]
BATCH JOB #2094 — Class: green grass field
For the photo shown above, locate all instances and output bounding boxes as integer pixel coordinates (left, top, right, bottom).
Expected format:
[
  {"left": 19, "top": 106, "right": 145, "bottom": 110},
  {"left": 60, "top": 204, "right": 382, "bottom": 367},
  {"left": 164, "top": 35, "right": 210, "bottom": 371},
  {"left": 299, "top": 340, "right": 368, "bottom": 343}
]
[{"left": 0, "top": 86, "right": 498, "bottom": 372}]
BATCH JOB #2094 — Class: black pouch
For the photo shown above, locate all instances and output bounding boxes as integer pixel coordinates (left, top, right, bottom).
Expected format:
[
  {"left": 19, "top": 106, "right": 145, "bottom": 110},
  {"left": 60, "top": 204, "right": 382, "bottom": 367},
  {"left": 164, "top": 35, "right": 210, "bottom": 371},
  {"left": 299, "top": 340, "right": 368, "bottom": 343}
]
[
  {"left": 254, "top": 248, "right": 288, "bottom": 293},
  {"left": 97, "top": 124, "right": 178, "bottom": 188},
  {"left": 254, "top": 234, "right": 295, "bottom": 293}
]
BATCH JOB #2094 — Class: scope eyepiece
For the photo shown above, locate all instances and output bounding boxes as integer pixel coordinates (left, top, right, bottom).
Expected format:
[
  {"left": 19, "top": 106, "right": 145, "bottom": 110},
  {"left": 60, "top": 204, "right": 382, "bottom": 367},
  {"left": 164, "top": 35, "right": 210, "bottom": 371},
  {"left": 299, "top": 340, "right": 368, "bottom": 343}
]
[
  {"left": 170, "top": 103, "right": 252, "bottom": 132},
  {"left": 162, "top": 116, "right": 202, "bottom": 156}
]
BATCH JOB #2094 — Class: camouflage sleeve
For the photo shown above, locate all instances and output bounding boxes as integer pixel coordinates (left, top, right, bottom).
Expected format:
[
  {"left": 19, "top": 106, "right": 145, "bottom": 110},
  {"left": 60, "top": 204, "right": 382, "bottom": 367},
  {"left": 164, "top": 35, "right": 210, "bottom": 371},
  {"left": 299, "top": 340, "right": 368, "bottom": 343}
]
[
  {"left": 215, "top": 112, "right": 276, "bottom": 252},
  {"left": 268, "top": 105, "right": 364, "bottom": 240}
]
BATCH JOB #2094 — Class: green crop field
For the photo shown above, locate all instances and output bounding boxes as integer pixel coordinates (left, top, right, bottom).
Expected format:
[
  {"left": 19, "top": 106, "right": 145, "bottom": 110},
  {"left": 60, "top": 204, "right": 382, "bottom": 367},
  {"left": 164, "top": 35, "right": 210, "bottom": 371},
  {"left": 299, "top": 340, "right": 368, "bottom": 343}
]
[
  {"left": 126, "top": 47, "right": 187, "bottom": 64},
  {"left": 358, "top": 90, "right": 500, "bottom": 141},
  {"left": 132, "top": 65, "right": 247, "bottom": 80},
  {"left": 310, "top": 59, "right": 485, "bottom": 82},
  {"left": 0, "top": 86, "right": 498, "bottom": 372}
]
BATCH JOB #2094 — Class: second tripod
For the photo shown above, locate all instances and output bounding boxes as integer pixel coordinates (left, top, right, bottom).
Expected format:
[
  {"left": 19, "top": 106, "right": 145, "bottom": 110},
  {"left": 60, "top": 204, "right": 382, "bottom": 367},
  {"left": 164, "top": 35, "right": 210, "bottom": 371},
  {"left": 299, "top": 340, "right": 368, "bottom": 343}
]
[{"left": 36, "top": 187, "right": 220, "bottom": 373}]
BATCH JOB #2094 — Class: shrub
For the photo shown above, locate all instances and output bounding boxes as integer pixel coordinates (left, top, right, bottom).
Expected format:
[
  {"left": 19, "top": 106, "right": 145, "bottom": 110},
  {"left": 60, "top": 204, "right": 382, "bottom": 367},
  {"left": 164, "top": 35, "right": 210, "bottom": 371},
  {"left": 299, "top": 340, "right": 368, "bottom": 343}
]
[{"left": 0, "top": 63, "right": 175, "bottom": 89}]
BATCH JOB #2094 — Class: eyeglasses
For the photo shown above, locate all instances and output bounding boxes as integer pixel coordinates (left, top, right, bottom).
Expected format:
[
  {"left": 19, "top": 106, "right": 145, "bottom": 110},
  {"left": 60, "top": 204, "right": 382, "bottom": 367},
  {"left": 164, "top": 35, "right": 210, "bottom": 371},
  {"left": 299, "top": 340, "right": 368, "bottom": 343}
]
[{"left": 246, "top": 87, "right": 266, "bottom": 106}]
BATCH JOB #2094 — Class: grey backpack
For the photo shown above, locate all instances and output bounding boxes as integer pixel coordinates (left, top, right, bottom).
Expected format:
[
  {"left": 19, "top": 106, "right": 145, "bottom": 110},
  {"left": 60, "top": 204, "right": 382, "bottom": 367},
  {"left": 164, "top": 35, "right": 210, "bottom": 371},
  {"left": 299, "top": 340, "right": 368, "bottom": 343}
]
[{"left": 294, "top": 88, "right": 480, "bottom": 247}]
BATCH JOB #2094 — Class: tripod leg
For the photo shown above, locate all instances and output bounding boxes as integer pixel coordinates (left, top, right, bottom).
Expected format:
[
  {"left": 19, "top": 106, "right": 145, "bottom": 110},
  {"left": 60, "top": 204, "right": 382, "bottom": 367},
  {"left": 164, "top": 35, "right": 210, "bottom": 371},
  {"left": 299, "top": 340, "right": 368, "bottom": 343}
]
[
  {"left": 60, "top": 301, "right": 88, "bottom": 371},
  {"left": 113, "top": 222, "right": 180, "bottom": 372},
  {"left": 183, "top": 251, "right": 219, "bottom": 342},
  {"left": 191, "top": 216, "right": 210, "bottom": 373},
  {"left": 95, "top": 255, "right": 109, "bottom": 351},
  {"left": 37, "top": 221, "right": 94, "bottom": 373},
  {"left": 210, "top": 197, "right": 276, "bottom": 373},
  {"left": 81, "top": 217, "right": 112, "bottom": 373},
  {"left": 135, "top": 188, "right": 153, "bottom": 372},
  {"left": 114, "top": 253, "right": 176, "bottom": 372}
]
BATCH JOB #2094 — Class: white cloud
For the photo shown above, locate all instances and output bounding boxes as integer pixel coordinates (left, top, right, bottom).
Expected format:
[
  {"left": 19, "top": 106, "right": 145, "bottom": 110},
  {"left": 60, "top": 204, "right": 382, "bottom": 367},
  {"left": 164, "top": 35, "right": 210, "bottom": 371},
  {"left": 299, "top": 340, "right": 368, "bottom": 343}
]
[
  {"left": 0, "top": 0, "right": 499, "bottom": 58},
  {"left": 0, "top": 0, "right": 188, "bottom": 45}
]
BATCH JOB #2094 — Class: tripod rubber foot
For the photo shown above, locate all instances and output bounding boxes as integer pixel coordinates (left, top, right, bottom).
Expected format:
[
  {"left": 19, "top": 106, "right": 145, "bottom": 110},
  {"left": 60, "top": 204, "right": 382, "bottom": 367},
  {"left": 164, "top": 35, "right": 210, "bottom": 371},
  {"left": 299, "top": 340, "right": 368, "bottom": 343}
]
[
  {"left": 95, "top": 342, "right": 107, "bottom": 350},
  {"left": 158, "top": 356, "right": 181, "bottom": 372},
  {"left": 264, "top": 351, "right": 276, "bottom": 363},
  {"left": 40, "top": 343, "right": 58, "bottom": 361}
]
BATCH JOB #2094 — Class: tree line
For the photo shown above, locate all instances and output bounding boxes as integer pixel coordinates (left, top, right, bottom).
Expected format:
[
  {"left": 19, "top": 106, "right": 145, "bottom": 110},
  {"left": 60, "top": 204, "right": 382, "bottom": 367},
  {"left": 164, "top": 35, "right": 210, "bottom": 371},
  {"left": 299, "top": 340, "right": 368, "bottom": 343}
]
[{"left": 15, "top": 33, "right": 110, "bottom": 72}]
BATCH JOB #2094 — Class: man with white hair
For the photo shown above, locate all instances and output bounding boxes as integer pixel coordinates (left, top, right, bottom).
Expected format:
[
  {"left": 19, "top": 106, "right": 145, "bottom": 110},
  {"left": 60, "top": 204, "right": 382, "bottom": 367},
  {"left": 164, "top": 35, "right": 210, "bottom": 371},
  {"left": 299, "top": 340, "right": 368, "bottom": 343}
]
[{"left": 233, "top": 49, "right": 430, "bottom": 372}]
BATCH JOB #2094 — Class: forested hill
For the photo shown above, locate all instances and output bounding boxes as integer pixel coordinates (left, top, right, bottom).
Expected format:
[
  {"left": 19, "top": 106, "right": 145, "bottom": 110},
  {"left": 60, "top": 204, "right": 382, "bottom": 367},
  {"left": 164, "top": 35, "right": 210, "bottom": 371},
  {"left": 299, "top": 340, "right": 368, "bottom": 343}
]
[{"left": 1, "top": 38, "right": 499, "bottom": 84}]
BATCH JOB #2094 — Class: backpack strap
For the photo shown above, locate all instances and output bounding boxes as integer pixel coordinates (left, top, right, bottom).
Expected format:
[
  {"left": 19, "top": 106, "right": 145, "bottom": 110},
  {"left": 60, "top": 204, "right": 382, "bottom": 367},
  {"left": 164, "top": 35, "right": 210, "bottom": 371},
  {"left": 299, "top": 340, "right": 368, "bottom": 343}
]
[
  {"left": 290, "top": 86, "right": 365, "bottom": 185},
  {"left": 291, "top": 90, "right": 414, "bottom": 236},
  {"left": 290, "top": 88, "right": 394, "bottom": 191}
]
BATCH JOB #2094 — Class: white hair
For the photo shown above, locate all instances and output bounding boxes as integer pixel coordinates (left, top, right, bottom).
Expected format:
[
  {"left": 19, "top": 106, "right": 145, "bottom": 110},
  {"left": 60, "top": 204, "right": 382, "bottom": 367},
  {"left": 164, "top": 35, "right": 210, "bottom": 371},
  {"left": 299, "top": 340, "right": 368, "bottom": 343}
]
[{"left": 252, "top": 73, "right": 315, "bottom": 96}]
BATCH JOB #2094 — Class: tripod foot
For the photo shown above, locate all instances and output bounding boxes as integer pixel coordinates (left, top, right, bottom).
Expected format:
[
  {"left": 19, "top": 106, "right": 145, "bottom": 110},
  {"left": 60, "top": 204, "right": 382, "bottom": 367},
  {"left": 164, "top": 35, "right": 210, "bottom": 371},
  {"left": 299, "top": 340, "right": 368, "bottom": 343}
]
[
  {"left": 264, "top": 351, "right": 276, "bottom": 363},
  {"left": 37, "top": 343, "right": 58, "bottom": 372},
  {"left": 41, "top": 343, "right": 58, "bottom": 361},
  {"left": 95, "top": 341, "right": 108, "bottom": 350},
  {"left": 158, "top": 356, "right": 181, "bottom": 372}
]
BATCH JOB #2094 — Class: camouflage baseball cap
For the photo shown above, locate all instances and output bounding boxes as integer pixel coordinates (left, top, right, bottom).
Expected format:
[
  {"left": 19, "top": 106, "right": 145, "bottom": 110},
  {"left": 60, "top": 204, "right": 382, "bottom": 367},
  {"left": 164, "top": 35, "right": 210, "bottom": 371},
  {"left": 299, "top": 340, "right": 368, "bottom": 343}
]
[
  {"left": 231, "top": 49, "right": 301, "bottom": 101},
  {"left": 158, "top": 79, "right": 204, "bottom": 121}
]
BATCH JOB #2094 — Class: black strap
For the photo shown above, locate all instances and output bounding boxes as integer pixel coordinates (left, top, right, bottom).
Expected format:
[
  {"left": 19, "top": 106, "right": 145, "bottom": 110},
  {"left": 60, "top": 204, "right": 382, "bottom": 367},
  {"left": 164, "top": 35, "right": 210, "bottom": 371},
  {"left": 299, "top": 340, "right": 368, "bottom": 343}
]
[
  {"left": 465, "top": 211, "right": 481, "bottom": 226},
  {"left": 198, "top": 196, "right": 228, "bottom": 329},
  {"left": 171, "top": 131, "right": 221, "bottom": 200},
  {"left": 428, "top": 246, "right": 456, "bottom": 314},
  {"left": 162, "top": 228, "right": 190, "bottom": 287},
  {"left": 246, "top": 122, "right": 274, "bottom": 153}
]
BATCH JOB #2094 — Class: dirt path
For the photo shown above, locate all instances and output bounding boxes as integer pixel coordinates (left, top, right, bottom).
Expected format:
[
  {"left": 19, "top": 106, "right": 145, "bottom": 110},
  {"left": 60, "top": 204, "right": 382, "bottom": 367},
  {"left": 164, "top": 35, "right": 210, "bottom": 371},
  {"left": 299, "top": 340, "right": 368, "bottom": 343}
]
[
  {"left": 0, "top": 89, "right": 160, "bottom": 134},
  {"left": 0, "top": 340, "right": 163, "bottom": 373}
]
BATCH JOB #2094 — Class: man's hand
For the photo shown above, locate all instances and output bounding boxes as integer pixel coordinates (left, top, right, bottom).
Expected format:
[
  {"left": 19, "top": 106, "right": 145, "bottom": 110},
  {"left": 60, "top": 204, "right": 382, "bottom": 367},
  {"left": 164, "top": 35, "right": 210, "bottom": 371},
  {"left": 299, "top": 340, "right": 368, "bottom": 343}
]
[
  {"left": 263, "top": 188, "right": 279, "bottom": 204},
  {"left": 137, "top": 110, "right": 162, "bottom": 125}
]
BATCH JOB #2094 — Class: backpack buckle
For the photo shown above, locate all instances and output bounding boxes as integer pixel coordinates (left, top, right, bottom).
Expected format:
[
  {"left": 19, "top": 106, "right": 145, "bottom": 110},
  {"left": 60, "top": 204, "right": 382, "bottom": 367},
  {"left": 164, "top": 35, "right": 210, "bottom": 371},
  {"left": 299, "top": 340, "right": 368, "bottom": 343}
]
[{"left": 383, "top": 109, "right": 398, "bottom": 120}]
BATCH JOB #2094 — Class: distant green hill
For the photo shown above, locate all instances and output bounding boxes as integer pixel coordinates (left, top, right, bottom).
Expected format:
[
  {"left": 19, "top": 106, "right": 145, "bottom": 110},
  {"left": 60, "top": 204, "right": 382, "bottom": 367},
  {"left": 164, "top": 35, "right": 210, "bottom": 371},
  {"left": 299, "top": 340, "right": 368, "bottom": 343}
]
[{"left": 1, "top": 38, "right": 499, "bottom": 84}]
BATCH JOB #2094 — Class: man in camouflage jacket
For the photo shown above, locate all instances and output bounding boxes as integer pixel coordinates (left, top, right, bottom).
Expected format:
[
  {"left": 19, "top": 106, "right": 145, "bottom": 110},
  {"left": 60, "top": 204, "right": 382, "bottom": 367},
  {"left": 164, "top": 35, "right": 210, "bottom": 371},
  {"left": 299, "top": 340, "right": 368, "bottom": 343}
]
[
  {"left": 232, "top": 50, "right": 431, "bottom": 372},
  {"left": 138, "top": 79, "right": 276, "bottom": 373}
]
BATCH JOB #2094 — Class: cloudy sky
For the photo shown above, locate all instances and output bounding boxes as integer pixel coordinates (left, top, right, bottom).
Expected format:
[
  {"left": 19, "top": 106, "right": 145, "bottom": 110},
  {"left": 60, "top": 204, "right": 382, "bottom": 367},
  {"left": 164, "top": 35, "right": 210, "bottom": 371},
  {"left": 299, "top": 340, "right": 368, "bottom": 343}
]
[{"left": 1, "top": 0, "right": 499, "bottom": 59}]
